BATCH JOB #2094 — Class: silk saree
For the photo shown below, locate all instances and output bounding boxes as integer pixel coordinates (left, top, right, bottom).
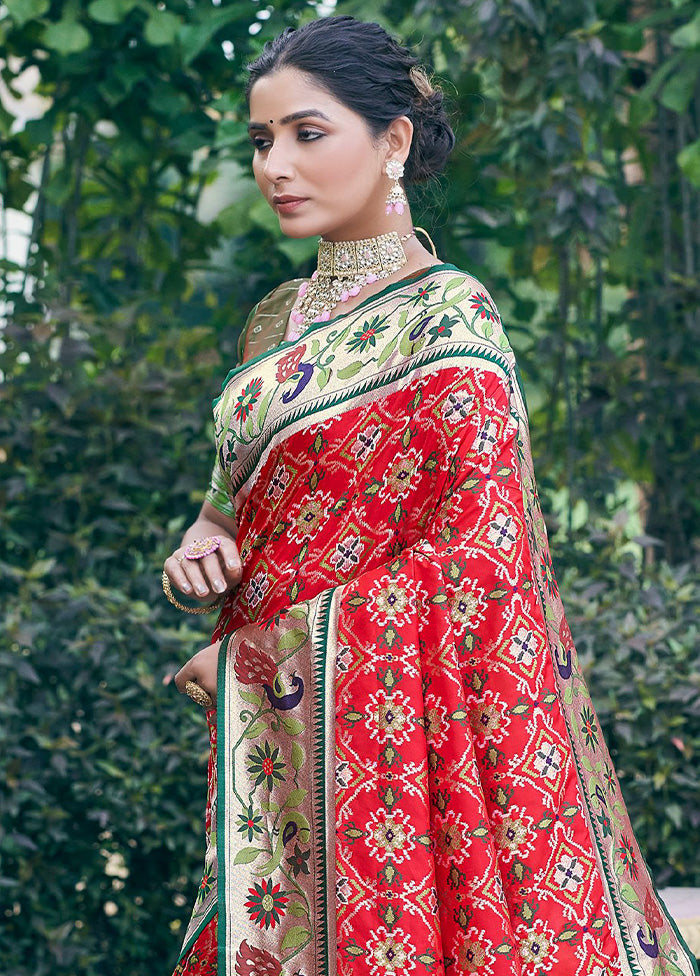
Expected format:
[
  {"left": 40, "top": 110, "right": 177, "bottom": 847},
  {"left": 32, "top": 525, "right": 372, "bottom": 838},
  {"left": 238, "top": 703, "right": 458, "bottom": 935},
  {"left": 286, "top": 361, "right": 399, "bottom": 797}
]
[{"left": 171, "top": 265, "right": 697, "bottom": 976}]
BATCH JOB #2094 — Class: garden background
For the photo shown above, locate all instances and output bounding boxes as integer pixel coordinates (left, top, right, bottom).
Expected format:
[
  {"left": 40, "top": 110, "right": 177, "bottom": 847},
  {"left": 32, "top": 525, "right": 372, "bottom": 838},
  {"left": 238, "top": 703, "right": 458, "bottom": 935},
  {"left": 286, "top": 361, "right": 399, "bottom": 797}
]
[{"left": 1, "top": 0, "right": 699, "bottom": 973}]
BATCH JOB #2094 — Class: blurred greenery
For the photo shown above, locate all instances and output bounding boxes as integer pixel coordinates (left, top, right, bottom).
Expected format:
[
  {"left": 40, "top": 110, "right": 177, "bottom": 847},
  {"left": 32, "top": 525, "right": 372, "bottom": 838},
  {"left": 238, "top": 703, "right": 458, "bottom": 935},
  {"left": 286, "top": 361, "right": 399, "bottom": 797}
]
[{"left": 0, "top": 0, "right": 698, "bottom": 973}]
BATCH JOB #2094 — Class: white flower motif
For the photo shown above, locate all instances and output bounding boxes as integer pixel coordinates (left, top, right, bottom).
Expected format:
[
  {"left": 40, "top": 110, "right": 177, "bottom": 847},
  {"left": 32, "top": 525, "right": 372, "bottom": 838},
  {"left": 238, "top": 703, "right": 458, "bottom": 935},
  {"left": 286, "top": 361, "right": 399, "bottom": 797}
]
[
  {"left": 351, "top": 423, "right": 382, "bottom": 462},
  {"left": 487, "top": 512, "right": 517, "bottom": 550},
  {"left": 472, "top": 417, "right": 499, "bottom": 454},
  {"left": 266, "top": 463, "right": 290, "bottom": 501},
  {"left": 533, "top": 742, "right": 562, "bottom": 780},
  {"left": 553, "top": 855, "right": 584, "bottom": 893},
  {"left": 330, "top": 534, "right": 364, "bottom": 574},
  {"left": 511, "top": 627, "right": 537, "bottom": 667}
]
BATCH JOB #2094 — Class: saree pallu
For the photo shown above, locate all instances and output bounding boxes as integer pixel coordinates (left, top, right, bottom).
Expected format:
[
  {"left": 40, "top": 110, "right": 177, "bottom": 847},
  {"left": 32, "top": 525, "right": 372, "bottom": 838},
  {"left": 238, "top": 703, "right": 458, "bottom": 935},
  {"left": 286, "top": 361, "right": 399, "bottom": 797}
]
[{"left": 172, "top": 265, "right": 698, "bottom": 976}]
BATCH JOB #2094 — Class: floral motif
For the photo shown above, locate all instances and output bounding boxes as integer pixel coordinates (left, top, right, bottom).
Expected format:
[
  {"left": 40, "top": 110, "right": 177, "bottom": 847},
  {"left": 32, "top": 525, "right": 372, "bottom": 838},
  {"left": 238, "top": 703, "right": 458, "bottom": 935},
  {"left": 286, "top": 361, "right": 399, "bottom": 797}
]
[
  {"left": 244, "top": 878, "right": 289, "bottom": 929},
  {"left": 351, "top": 423, "right": 382, "bottom": 462},
  {"left": 442, "top": 390, "right": 474, "bottom": 422},
  {"left": 373, "top": 581, "right": 409, "bottom": 620},
  {"left": 293, "top": 498, "right": 327, "bottom": 539},
  {"left": 235, "top": 940, "right": 282, "bottom": 976},
  {"left": 234, "top": 640, "right": 277, "bottom": 686},
  {"left": 511, "top": 627, "right": 538, "bottom": 668},
  {"left": 617, "top": 834, "right": 639, "bottom": 880},
  {"left": 533, "top": 742, "right": 562, "bottom": 781},
  {"left": 580, "top": 704, "right": 599, "bottom": 748},
  {"left": 494, "top": 817, "right": 527, "bottom": 853},
  {"left": 470, "top": 291, "right": 500, "bottom": 323},
  {"left": 234, "top": 377, "right": 264, "bottom": 422},
  {"left": 428, "top": 313, "right": 458, "bottom": 342},
  {"left": 457, "top": 934, "right": 487, "bottom": 972},
  {"left": 450, "top": 588, "right": 478, "bottom": 627},
  {"left": 370, "top": 928, "right": 413, "bottom": 972},
  {"left": 247, "top": 741, "right": 286, "bottom": 791},
  {"left": 346, "top": 315, "right": 389, "bottom": 353},
  {"left": 487, "top": 512, "right": 518, "bottom": 551},
  {"left": 244, "top": 569, "right": 270, "bottom": 610},
  {"left": 367, "top": 690, "right": 414, "bottom": 744},
  {"left": 330, "top": 534, "right": 364, "bottom": 575},
  {"left": 266, "top": 463, "right": 291, "bottom": 501},
  {"left": 472, "top": 417, "right": 499, "bottom": 454},
  {"left": 553, "top": 854, "right": 585, "bottom": 893},
  {"left": 276, "top": 344, "right": 307, "bottom": 382},
  {"left": 195, "top": 866, "right": 214, "bottom": 905},
  {"left": 287, "top": 843, "right": 311, "bottom": 877},
  {"left": 519, "top": 926, "right": 554, "bottom": 965},
  {"left": 540, "top": 551, "right": 559, "bottom": 597},
  {"left": 383, "top": 455, "right": 418, "bottom": 498},
  {"left": 237, "top": 804, "right": 264, "bottom": 842}
]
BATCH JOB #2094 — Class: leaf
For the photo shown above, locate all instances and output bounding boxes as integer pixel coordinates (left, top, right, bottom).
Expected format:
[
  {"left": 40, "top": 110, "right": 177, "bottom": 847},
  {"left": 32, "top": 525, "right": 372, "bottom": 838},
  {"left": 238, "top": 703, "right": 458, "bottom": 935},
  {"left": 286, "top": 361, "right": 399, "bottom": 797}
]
[
  {"left": 87, "top": 0, "right": 138, "bottom": 24},
  {"left": 291, "top": 741, "right": 304, "bottom": 771},
  {"left": 144, "top": 9, "right": 181, "bottom": 46},
  {"left": 337, "top": 361, "right": 363, "bottom": 380},
  {"left": 619, "top": 883, "right": 640, "bottom": 907},
  {"left": 42, "top": 19, "right": 92, "bottom": 54},
  {"left": 233, "top": 846, "right": 263, "bottom": 865},
  {"left": 678, "top": 139, "right": 700, "bottom": 187},
  {"left": 277, "top": 628, "right": 306, "bottom": 652},
  {"left": 670, "top": 11, "right": 700, "bottom": 49},
  {"left": 239, "top": 690, "right": 262, "bottom": 707},
  {"left": 281, "top": 716, "right": 304, "bottom": 737},
  {"left": 243, "top": 720, "right": 266, "bottom": 739},
  {"left": 5, "top": 0, "right": 49, "bottom": 27},
  {"left": 284, "top": 788, "right": 307, "bottom": 808},
  {"left": 281, "top": 925, "right": 311, "bottom": 950},
  {"left": 287, "top": 900, "right": 308, "bottom": 917}
]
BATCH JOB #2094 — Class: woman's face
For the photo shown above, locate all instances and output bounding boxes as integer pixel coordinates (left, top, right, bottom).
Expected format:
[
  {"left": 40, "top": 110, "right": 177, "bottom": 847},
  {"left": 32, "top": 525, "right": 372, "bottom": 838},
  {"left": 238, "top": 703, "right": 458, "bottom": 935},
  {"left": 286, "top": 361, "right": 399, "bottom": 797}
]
[{"left": 248, "top": 67, "right": 392, "bottom": 242}]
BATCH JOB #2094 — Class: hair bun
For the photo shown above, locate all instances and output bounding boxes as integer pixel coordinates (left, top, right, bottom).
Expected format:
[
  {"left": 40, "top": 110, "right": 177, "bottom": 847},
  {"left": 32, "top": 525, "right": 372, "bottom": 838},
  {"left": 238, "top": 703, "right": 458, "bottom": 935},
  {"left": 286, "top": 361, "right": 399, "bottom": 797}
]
[{"left": 405, "top": 84, "right": 456, "bottom": 184}]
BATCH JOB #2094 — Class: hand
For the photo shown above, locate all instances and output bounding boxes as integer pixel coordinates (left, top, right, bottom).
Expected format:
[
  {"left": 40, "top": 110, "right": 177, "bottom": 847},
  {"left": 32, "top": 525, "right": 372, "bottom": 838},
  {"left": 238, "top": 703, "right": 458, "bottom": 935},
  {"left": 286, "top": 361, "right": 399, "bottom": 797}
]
[
  {"left": 175, "top": 640, "right": 221, "bottom": 704},
  {"left": 164, "top": 535, "right": 242, "bottom": 601}
]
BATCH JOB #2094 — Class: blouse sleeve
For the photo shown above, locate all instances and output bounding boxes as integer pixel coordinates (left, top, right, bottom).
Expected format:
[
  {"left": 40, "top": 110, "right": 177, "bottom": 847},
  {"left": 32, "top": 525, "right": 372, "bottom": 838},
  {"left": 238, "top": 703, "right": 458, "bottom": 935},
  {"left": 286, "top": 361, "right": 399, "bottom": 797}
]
[{"left": 202, "top": 302, "right": 260, "bottom": 519}]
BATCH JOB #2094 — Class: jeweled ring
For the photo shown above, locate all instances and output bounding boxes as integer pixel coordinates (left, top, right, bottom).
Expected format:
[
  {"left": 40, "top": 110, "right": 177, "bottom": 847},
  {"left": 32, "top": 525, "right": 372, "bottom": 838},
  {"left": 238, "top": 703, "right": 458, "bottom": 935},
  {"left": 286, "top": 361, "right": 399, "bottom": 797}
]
[
  {"left": 184, "top": 680, "right": 214, "bottom": 709},
  {"left": 184, "top": 536, "right": 222, "bottom": 560}
]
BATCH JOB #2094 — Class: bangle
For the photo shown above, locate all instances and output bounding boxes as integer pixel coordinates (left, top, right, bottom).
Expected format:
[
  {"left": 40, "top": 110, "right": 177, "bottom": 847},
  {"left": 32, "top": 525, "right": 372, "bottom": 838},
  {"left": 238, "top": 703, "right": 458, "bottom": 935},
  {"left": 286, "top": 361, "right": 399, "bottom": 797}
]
[{"left": 161, "top": 571, "right": 225, "bottom": 615}]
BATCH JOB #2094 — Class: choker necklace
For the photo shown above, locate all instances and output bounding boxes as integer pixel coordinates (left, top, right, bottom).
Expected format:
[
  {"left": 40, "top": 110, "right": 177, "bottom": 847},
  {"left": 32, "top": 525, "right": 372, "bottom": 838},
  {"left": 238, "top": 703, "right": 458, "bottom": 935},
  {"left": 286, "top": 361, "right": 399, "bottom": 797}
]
[{"left": 288, "top": 230, "right": 415, "bottom": 339}]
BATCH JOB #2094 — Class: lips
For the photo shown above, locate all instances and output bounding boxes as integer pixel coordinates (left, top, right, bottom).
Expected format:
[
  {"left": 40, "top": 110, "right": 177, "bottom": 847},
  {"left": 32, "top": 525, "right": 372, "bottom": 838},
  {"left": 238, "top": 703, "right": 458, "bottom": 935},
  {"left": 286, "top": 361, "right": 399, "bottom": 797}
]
[{"left": 273, "top": 194, "right": 308, "bottom": 213}]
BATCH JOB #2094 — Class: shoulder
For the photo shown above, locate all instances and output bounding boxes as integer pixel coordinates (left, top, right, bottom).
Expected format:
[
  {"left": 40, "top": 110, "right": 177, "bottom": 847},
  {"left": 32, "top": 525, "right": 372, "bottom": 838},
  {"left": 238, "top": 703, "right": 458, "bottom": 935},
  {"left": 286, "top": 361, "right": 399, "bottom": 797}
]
[
  {"left": 421, "top": 264, "right": 509, "bottom": 348},
  {"left": 238, "top": 279, "right": 304, "bottom": 363}
]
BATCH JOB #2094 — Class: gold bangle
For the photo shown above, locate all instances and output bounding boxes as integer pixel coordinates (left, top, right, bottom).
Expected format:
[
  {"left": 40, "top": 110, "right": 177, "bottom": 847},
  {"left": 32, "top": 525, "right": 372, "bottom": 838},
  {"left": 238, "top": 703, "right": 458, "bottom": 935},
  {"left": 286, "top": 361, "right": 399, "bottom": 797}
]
[
  {"left": 161, "top": 571, "right": 225, "bottom": 615},
  {"left": 184, "top": 680, "right": 214, "bottom": 709}
]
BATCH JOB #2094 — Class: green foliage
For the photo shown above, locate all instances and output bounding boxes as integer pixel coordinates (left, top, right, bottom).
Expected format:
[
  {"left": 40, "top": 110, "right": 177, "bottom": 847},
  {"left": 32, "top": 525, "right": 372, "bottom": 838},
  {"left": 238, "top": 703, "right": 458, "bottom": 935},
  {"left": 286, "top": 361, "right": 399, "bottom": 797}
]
[
  {"left": 566, "top": 542, "right": 700, "bottom": 886},
  {"left": 1, "top": 0, "right": 699, "bottom": 973}
]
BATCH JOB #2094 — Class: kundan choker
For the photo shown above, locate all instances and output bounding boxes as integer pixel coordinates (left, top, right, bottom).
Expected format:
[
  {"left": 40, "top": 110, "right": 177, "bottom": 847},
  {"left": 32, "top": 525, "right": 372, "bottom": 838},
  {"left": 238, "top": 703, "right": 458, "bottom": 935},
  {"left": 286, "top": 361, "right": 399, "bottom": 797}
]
[{"left": 288, "top": 230, "right": 415, "bottom": 339}]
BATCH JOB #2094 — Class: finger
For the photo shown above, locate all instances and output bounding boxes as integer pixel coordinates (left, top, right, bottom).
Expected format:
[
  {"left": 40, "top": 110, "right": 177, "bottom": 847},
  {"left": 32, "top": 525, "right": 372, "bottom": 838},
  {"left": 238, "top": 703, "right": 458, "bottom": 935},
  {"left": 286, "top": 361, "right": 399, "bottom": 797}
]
[
  {"left": 163, "top": 555, "right": 194, "bottom": 595},
  {"left": 174, "top": 657, "right": 196, "bottom": 693},
  {"left": 197, "top": 552, "right": 229, "bottom": 595},
  {"left": 218, "top": 538, "right": 243, "bottom": 583},
  {"left": 180, "top": 560, "right": 211, "bottom": 599}
]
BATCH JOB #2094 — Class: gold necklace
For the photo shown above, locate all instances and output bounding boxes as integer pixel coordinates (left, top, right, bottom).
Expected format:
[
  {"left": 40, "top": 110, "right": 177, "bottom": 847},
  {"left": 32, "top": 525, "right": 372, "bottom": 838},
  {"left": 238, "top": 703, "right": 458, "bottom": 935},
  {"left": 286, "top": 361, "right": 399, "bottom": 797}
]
[{"left": 288, "top": 230, "right": 415, "bottom": 339}]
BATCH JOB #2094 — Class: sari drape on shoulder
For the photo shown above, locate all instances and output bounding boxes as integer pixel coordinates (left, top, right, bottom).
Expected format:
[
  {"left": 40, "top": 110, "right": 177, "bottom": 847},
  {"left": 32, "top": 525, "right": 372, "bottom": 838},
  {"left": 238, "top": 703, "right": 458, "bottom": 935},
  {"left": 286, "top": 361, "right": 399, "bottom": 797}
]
[{"left": 172, "top": 266, "right": 698, "bottom": 976}]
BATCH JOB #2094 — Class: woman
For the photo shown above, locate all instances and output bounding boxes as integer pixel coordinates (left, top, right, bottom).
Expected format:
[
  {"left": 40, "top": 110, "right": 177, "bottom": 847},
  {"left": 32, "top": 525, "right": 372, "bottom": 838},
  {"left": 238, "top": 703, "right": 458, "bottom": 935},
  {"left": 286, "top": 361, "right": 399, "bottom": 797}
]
[{"left": 163, "top": 16, "right": 697, "bottom": 976}]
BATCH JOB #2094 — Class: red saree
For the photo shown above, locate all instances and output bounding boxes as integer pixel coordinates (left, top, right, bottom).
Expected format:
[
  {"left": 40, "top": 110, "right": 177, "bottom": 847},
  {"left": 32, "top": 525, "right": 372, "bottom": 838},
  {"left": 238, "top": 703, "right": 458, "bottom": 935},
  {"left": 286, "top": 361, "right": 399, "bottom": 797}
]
[{"left": 171, "top": 265, "right": 697, "bottom": 976}]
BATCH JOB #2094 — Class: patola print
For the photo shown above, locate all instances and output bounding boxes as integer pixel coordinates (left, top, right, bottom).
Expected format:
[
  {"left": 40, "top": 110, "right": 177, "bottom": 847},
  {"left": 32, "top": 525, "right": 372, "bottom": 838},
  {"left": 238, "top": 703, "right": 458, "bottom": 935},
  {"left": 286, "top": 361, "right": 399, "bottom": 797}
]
[{"left": 173, "top": 269, "right": 696, "bottom": 976}]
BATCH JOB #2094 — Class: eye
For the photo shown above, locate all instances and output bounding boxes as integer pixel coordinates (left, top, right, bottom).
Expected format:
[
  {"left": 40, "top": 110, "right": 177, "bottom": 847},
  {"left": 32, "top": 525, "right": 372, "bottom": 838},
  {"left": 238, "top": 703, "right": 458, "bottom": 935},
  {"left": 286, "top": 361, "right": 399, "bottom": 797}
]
[
  {"left": 298, "top": 129, "right": 324, "bottom": 142},
  {"left": 251, "top": 136, "right": 271, "bottom": 151}
]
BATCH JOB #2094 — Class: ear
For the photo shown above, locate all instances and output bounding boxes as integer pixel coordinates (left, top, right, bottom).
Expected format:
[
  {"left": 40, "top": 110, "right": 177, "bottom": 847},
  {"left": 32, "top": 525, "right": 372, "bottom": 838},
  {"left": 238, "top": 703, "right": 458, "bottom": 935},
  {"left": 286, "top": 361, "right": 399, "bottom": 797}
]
[{"left": 383, "top": 116, "right": 414, "bottom": 166}]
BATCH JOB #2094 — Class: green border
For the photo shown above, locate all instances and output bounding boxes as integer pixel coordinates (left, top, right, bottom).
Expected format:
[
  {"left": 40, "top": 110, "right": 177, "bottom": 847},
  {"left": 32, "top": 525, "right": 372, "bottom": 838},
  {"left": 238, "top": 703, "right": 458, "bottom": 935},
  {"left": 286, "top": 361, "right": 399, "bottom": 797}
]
[
  {"left": 310, "top": 590, "right": 335, "bottom": 976},
  {"left": 216, "top": 632, "right": 233, "bottom": 976}
]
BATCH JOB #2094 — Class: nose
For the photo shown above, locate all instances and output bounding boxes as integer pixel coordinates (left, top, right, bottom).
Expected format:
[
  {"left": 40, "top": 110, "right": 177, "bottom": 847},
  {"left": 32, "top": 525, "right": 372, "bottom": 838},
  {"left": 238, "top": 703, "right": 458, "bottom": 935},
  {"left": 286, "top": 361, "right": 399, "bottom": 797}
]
[{"left": 262, "top": 138, "right": 293, "bottom": 184}]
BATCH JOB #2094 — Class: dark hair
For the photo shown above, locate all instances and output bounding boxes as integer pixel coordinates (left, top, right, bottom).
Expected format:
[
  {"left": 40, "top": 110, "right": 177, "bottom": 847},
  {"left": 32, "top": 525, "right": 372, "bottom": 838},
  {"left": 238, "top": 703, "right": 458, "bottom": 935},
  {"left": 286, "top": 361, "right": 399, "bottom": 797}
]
[{"left": 246, "top": 16, "right": 455, "bottom": 184}]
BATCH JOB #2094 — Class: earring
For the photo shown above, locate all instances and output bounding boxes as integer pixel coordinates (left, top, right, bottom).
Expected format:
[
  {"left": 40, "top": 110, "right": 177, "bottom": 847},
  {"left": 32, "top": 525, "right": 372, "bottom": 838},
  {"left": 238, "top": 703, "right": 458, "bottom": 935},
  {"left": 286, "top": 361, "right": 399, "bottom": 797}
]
[{"left": 385, "top": 160, "right": 408, "bottom": 216}]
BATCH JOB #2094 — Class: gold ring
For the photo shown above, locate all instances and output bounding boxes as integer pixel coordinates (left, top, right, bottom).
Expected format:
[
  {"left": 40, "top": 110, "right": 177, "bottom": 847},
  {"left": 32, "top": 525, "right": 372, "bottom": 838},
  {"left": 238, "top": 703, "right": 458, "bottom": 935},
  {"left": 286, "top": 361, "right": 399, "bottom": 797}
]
[{"left": 184, "top": 680, "right": 214, "bottom": 709}]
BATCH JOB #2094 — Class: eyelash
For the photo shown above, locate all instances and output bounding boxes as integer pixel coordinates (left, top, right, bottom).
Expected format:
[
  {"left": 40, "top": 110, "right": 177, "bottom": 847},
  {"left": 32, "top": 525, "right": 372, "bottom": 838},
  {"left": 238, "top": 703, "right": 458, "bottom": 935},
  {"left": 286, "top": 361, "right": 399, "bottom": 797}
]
[{"left": 251, "top": 129, "right": 324, "bottom": 151}]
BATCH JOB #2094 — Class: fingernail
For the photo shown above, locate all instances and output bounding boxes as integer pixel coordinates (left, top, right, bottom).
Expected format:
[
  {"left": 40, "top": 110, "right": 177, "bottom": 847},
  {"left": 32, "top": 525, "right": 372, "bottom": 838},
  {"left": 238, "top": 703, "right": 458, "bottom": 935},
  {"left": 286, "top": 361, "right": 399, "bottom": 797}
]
[
  {"left": 196, "top": 585, "right": 207, "bottom": 595},
  {"left": 213, "top": 579, "right": 225, "bottom": 593},
  {"left": 227, "top": 559, "right": 239, "bottom": 569},
  {"left": 182, "top": 583, "right": 192, "bottom": 593}
]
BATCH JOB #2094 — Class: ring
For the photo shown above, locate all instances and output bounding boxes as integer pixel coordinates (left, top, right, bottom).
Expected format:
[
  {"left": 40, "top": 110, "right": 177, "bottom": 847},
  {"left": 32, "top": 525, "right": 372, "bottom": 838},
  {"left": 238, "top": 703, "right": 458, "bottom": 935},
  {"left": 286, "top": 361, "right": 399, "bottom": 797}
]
[
  {"left": 176, "top": 555, "right": 185, "bottom": 565},
  {"left": 184, "top": 680, "right": 214, "bottom": 709},
  {"left": 184, "top": 536, "right": 222, "bottom": 560}
]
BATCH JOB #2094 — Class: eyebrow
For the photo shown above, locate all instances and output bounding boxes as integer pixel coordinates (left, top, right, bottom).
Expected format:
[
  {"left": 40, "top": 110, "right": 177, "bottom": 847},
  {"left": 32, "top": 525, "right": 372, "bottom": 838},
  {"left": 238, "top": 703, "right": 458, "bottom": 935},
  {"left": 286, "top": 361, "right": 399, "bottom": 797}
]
[{"left": 248, "top": 110, "right": 332, "bottom": 132}]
